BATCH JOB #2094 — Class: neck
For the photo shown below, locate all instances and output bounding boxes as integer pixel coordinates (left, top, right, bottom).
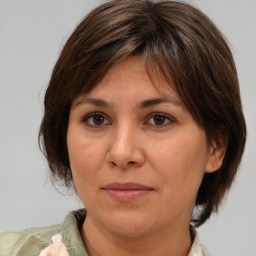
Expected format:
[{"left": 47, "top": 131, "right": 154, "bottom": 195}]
[{"left": 81, "top": 215, "right": 192, "bottom": 256}]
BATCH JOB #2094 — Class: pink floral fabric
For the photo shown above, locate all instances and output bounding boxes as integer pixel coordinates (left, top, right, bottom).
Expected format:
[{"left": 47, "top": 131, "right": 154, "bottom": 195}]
[{"left": 39, "top": 234, "right": 69, "bottom": 256}]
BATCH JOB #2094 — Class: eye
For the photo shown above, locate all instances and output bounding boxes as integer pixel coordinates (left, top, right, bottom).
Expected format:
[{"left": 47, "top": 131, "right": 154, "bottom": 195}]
[
  {"left": 83, "top": 112, "right": 111, "bottom": 127},
  {"left": 146, "top": 113, "right": 174, "bottom": 126}
]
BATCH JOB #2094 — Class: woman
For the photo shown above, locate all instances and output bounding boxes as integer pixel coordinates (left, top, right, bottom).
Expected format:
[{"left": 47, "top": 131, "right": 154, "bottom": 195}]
[{"left": 0, "top": 0, "right": 246, "bottom": 255}]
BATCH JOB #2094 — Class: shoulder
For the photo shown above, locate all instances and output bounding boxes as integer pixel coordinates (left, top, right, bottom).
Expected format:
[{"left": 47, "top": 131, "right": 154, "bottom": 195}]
[{"left": 0, "top": 224, "right": 61, "bottom": 256}]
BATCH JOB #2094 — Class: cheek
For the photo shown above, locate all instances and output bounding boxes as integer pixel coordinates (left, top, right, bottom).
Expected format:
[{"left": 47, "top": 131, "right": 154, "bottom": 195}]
[
  {"left": 147, "top": 132, "right": 208, "bottom": 191},
  {"left": 67, "top": 139, "right": 104, "bottom": 207},
  {"left": 67, "top": 131, "right": 106, "bottom": 187}
]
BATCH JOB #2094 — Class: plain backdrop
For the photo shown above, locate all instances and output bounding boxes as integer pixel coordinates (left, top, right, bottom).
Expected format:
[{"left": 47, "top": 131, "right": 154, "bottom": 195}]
[{"left": 0, "top": 0, "right": 255, "bottom": 255}]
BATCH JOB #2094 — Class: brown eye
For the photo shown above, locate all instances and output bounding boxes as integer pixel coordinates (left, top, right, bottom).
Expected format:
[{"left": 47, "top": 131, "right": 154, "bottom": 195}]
[
  {"left": 153, "top": 115, "right": 166, "bottom": 125},
  {"left": 93, "top": 115, "right": 105, "bottom": 125},
  {"left": 84, "top": 113, "right": 110, "bottom": 127},
  {"left": 147, "top": 113, "right": 173, "bottom": 126}
]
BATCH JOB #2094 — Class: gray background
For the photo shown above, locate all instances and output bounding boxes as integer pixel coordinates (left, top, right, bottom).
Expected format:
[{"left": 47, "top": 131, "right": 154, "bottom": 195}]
[{"left": 0, "top": 0, "right": 255, "bottom": 255}]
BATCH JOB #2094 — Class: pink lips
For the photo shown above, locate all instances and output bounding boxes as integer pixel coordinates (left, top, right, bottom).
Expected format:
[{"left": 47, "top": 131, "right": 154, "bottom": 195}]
[{"left": 102, "top": 182, "right": 153, "bottom": 202}]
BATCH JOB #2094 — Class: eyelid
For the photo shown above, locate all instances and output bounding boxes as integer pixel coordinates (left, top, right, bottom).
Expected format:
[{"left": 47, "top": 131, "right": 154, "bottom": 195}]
[
  {"left": 144, "top": 112, "right": 175, "bottom": 127},
  {"left": 82, "top": 111, "right": 112, "bottom": 127},
  {"left": 81, "top": 111, "right": 175, "bottom": 128}
]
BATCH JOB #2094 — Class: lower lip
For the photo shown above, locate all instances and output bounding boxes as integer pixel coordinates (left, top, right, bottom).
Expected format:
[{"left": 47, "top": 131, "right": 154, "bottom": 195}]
[{"left": 104, "top": 189, "right": 152, "bottom": 202}]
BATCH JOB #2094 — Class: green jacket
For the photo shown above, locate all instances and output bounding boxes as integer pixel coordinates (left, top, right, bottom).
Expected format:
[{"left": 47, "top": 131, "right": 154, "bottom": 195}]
[
  {"left": 0, "top": 209, "right": 88, "bottom": 256},
  {"left": 0, "top": 209, "right": 210, "bottom": 256}
]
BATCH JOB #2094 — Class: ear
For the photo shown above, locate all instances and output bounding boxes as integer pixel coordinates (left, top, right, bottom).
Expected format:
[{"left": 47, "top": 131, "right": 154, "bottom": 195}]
[{"left": 205, "top": 128, "right": 228, "bottom": 173}]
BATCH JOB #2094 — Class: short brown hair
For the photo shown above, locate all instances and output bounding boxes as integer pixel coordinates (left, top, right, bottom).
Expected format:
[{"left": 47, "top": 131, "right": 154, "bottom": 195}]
[{"left": 39, "top": 0, "right": 246, "bottom": 226}]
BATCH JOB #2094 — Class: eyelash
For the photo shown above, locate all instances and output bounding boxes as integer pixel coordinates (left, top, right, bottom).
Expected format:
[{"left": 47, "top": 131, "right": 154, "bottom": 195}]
[
  {"left": 145, "top": 112, "right": 174, "bottom": 127},
  {"left": 82, "top": 112, "right": 174, "bottom": 128},
  {"left": 82, "top": 112, "right": 111, "bottom": 127}
]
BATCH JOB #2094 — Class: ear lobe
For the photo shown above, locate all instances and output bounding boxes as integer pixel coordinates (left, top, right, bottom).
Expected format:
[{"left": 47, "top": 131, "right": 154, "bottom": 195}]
[{"left": 205, "top": 130, "right": 228, "bottom": 173}]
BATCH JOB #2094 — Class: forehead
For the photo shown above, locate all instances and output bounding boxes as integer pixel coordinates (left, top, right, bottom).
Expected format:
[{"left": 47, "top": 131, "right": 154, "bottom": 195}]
[{"left": 77, "top": 55, "right": 182, "bottom": 104}]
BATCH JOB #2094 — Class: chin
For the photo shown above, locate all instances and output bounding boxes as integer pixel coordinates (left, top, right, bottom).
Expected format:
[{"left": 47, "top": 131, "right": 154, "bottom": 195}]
[{"left": 102, "top": 211, "right": 157, "bottom": 238}]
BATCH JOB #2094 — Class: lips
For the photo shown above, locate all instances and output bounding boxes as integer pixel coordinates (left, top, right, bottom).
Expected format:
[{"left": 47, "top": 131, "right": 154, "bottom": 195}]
[{"left": 102, "top": 182, "right": 153, "bottom": 202}]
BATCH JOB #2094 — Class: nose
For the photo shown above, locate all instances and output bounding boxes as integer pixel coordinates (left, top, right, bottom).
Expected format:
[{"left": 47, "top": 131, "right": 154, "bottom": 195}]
[{"left": 106, "top": 125, "right": 145, "bottom": 169}]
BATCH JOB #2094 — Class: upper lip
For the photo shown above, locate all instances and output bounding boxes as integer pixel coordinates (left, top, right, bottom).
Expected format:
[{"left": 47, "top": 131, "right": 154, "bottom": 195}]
[{"left": 102, "top": 182, "right": 153, "bottom": 190}]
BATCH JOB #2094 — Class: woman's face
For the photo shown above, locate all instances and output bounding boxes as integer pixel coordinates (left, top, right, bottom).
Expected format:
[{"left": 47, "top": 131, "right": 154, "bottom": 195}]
[{"left": 67, "top": 55, "right": 217, "bottom": 237}]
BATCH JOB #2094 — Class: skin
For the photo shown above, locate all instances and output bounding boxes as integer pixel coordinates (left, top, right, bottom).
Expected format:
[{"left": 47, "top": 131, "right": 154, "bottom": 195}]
[{"left": 67, "top": 55, "right": 225, "bottom": 256}]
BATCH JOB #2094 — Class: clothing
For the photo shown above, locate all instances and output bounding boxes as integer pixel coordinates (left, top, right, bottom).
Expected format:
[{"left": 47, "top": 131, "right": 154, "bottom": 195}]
[{"left": 0, "top": 209, "right": 211, "bottom": 256}]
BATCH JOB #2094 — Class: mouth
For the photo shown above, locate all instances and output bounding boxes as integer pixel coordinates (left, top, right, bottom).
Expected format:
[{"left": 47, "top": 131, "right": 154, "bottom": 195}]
[{"left": 102, "top": 182, "right": 153, "bottom": 202}]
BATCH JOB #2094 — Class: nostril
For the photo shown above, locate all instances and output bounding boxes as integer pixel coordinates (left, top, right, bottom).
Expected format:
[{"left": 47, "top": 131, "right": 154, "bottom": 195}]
[
  {"left": 111, "top": 161, "right": 117, "bottom": 167},
  {"left": 128, "top": 161, "right": 136, "bottom": 165}
]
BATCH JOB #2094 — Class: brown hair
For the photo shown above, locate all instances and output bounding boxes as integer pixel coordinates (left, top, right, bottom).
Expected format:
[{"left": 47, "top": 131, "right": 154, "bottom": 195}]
[{"left": 39, "top": 0, "right": 246, "bottom": 226}]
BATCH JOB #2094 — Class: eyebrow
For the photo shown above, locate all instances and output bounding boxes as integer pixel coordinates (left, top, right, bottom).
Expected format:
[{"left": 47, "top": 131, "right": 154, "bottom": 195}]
[
  {"left": 139, "top": 97, "right": 184, "bottom": 108},
  {"left": 74, "top": 97, "right": 110, "bottom": 107},
  {"left": 74, "top": 96, "right": 183, "bottom": 108}
]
